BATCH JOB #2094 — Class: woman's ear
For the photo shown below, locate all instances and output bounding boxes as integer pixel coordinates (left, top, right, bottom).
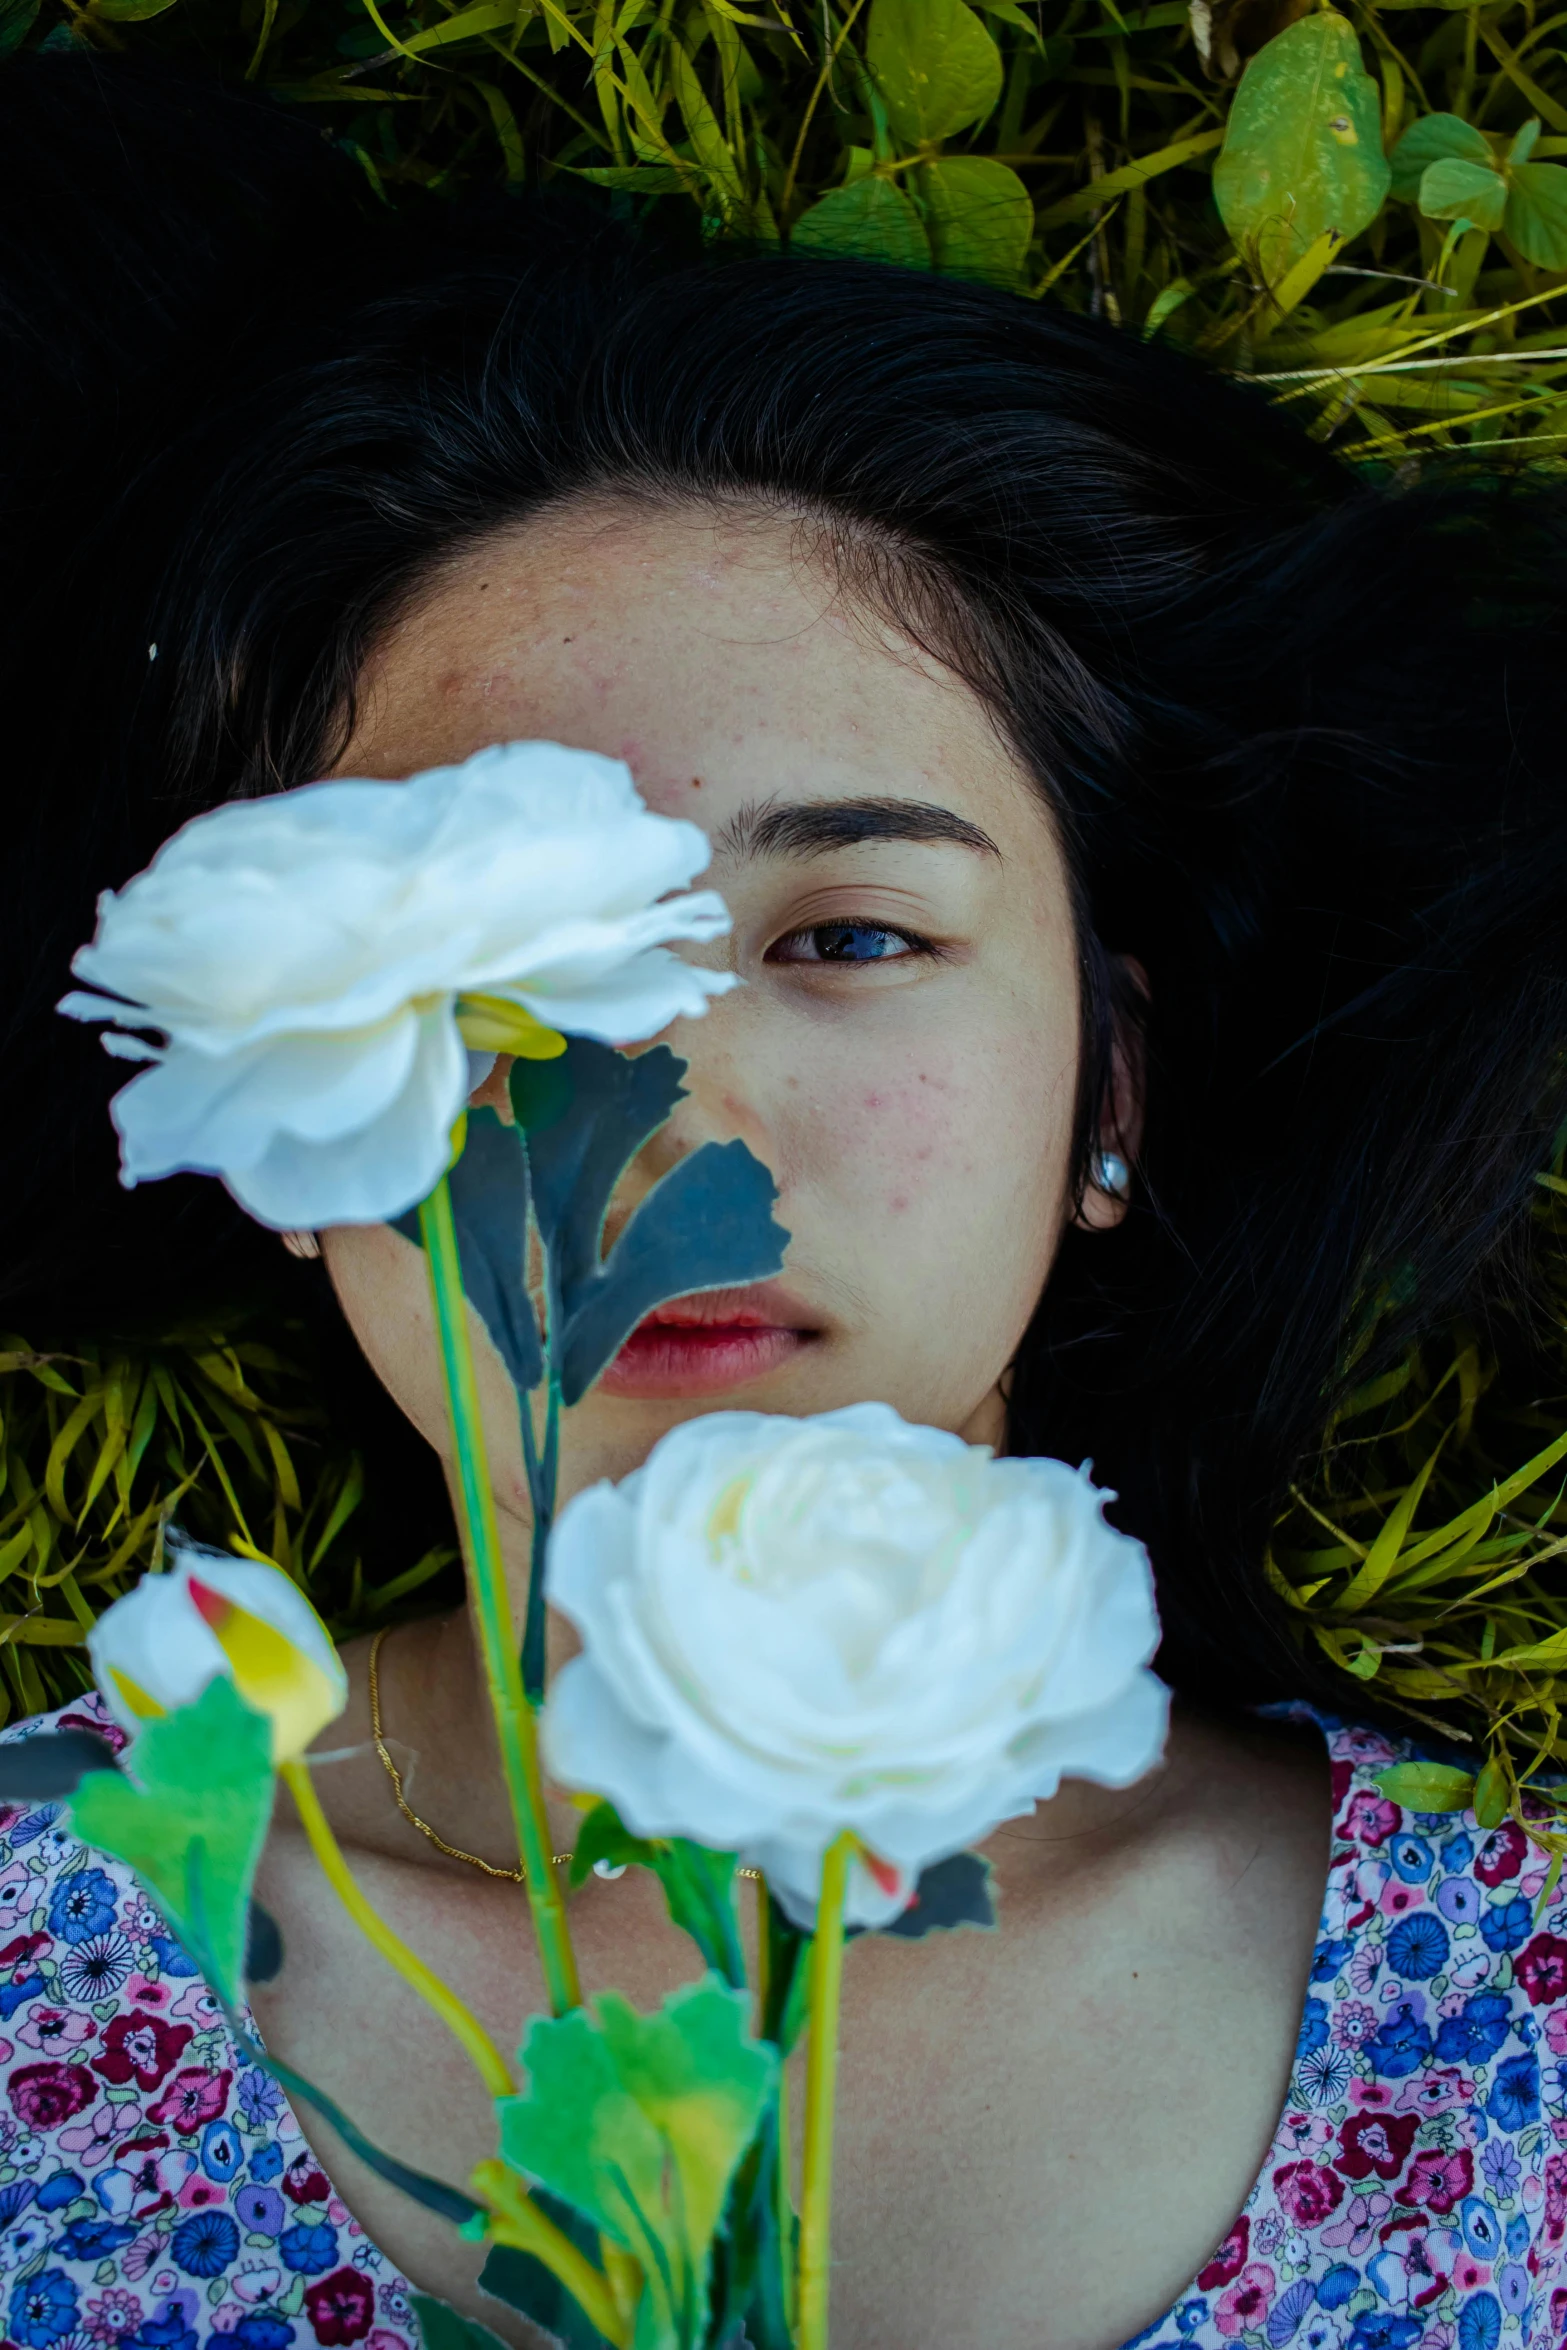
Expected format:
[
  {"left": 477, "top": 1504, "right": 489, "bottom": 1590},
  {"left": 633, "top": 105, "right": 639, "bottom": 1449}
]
[{"left": 1075, "top": 955, "right": 1147, "bottom": 1234}]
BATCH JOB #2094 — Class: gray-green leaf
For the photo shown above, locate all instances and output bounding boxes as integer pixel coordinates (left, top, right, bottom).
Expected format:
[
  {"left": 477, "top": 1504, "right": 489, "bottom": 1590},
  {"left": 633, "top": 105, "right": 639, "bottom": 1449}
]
[{"left": 1213, "top": 11, "right": 1391, "bottom": 283}]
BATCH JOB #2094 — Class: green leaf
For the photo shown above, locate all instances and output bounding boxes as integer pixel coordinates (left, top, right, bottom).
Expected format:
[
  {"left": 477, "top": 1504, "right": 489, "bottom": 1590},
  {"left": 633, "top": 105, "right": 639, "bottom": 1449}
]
[
  {"left": 478, "top": 2196, "right": 616, "bottom": 2350},
  {"left": 572, "top": 165, "right": 691, "bottom": 190},
  {"left": 1389, "top": 111, "right": 1490, "bottom": 203},
  {"left": 1506, "top": 161, "right": 1567, "bottom": 268},
  {"left": 759, "top": 1889, "right": 811, "bottom": 2057},
  {"left": 66, "top": 1677, "right": 274, "bottom": 2005},
  {"left": 0, "top": 0, "right": 41, "bottom": 56},
  {"left": 1509, "top": 117, "right": 1543, "bottom": 168},
  {"left": 865, "top": 0, "right": 1003, "bottom": 147},
  {"left": 649, "top": 1841, "right": 746, "bottom": 1989},
  {"left": 410, "top": 2295, "right": 512, "bottom": 2350},
  {"left": 790, "top": 176, "right": 931, "bottom": 267},
  {"left": 1212, "top": 12, "right": 1392, "bottom": 284},
  {"left": 500, "top": 1977, "right": 779, "bottom": 2350},
  {"left": 568, "top": 1799, "right": 661, "bottom": 1887},
  {"left": 1419, "top": 156, "right": 1508, "bottom": 233},
  {"left": 1375, "top": 1761, "right": 1476, "bottom": 1811},
  {"left": 567, "top": 1807, "right": 745, "bottom": 1988},
  {"left": 969, "top": 0, "right": 1045, "bottom": 45},
  {"left": 1474, "top": 1755, "right": 1511, "bottom": 1830},
  {"left": 93, "top": 0, "right": 180, "bottom": 18},
  {"left": 921, "top": 155, "right": 1033, "bottom": 283}
]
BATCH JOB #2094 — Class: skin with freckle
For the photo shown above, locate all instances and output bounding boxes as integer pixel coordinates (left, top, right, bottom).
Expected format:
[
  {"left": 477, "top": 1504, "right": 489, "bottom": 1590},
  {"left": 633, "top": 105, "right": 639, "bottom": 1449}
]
[
  {"left": 246, "top": 496, "right": 1332, "bottom": 2350},
  {"left": 325, "top": 498, "right": 1086, "bottom": 1507}
]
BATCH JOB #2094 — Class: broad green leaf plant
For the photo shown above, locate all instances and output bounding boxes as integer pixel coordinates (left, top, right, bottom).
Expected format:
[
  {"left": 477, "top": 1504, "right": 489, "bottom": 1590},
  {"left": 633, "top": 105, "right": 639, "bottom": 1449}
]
[{"left": 12, "top": 0, "right": 1567, "bottom": 460}]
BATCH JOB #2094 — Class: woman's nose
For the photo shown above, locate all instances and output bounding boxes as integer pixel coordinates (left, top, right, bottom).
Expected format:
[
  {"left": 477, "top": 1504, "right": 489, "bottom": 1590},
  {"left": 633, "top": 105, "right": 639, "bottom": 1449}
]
[{"left": 623, "top": 995, "right": 769, "bottom": 1191}]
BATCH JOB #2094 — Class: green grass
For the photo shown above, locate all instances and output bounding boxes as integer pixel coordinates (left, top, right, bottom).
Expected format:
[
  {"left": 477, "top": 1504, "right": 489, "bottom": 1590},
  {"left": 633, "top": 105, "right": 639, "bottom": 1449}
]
[
  {"left": 8, "top": 0, "right": 1567, "bottom": 1819},
  {"left": 12, "top": 0, "right": 1567, "bottom": 462}
]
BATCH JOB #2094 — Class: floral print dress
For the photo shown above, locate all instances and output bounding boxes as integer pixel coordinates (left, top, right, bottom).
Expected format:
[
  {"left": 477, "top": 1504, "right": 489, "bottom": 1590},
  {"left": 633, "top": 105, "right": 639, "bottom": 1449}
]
[
  {"left": 4, "top": 1699, "right": 1567, "bottom": 2350},
  {"left": 1131, "top": 1713, "right": 1567, "bottom": 2350},
  {"left": 0, "top": 1698, "right": 416, "bottom": 2350}
]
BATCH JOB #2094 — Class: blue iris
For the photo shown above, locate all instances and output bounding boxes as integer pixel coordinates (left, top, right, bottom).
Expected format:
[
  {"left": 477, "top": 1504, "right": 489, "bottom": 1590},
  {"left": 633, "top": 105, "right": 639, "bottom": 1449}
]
[
  {"left": 1480, "top": 1895, "right": 1533, "bottom": 1954},
  {"left": 1391, "top": 1834, "right": 1433, "bottom": 1882},
  {"left": 148, "top": 1935, "right": 198, "bottom": 1978},
  {"left": 1487, "top": 2053, "right": 1540, "bottom": 2131},
  {"left": 279, "top": 2220, "right": 339, "bottom": 2275},
  {"left": 34, "top": 2170, "right": 83, "bottom": 2212},
  {"left": 9, "top": 2270, "right": 79, "bottom": 2350},
  {"left": 1297, "top": 2000, "right": 1330, "bottom": 2058},
  {"left": 0, "top": 1972, "right": 45, "bottom": 2020},
  {"left": 57, "top": 2219, "right": 136, "bottom": 2261},
  {"left": 133, "top": 2320, "right": 197, "bottom": 2350},
  {"left": 1438, "top": 1877, "right": 1481, "bottom": 1925},
  {"left": 1348, "top": 2320, "right": 1423, "bottom": 2350},
  {"left": 230, "top": 2320, "right": 295, "bottom": 2350},
  {"left": 46, "top": 1865, "right": 117, "bottom": 1946},
  {"left": 1435, "top": 1989, "right": 1513, "bottom": 2065},
  {"left": 1311, "top": 1937, "right": 1354, "bottom": 1984},
  {"left": 1366, "top": 1998, "right": 1434, "bottom": 2078},
  {"left": 201, "top": 2118, "right": 244, "bottom": 2182},
  {"left": 1460, "top": 2198, "right": 1504, "bottom": 2259},
  {"left": 1387, "top": 1912, "right": 1449, "bottom": 1980}
]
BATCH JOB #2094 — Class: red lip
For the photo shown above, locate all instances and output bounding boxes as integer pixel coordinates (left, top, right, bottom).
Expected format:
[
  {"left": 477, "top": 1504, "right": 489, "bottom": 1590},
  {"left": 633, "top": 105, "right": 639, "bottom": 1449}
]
[{"left": 599, "top": 1283, "right": 819, "bottom": 1399}]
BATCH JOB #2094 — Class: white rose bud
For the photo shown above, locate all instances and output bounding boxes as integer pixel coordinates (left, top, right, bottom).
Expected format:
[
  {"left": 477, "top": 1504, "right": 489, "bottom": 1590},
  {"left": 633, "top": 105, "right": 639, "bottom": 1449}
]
[
  {"left": 88, "top": 1534, "right": 348, "bottom": 1766},
  {"left": 59, "top": 741, "right": 736, "bottom": 1230},
  {"left": 543, "top": 1402, "right": 1169, "bottom": 1928}
]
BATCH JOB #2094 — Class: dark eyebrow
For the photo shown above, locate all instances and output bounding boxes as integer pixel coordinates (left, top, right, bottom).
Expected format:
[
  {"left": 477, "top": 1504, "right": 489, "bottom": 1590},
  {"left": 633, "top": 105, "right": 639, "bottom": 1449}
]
[{"left": 714, "top": 796, "right": 1000, "bottom": 862}]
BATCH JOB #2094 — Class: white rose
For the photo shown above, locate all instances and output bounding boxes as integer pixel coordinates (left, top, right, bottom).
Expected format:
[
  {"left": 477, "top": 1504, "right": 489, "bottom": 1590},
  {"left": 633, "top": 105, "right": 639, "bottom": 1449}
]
[
  {"left": 543, "top": 1402, "right": 1168, "bottom": 1928},
  {"left": 88, "top": 1533, "right": 347, "bottom": 1765},
  {"left": 59, "top": 741, "right": 735, "bottom": 1229}
]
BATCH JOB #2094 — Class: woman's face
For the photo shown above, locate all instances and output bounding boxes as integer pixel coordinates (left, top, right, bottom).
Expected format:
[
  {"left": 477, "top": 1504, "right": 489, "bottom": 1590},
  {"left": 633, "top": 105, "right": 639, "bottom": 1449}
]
[{"left": 321, "top": 497, "right": 1113, "bottom": 1521}]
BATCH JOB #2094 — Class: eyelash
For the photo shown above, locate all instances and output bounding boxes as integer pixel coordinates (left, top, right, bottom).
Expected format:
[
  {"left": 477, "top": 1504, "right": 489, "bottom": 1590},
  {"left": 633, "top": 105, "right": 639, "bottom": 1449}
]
[{"left": 766, "top": 920, "right": 939, "bottom": 967}]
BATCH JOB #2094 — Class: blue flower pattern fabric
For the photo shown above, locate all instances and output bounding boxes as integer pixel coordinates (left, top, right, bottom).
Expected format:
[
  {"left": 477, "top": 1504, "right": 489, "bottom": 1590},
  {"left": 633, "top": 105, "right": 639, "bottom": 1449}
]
[
  {"left": 0, "top": 1700, "right": 416, "bottom": 2350},
  {"left": 1127, "top": 1716, "right": 1567, "bottom": 2350},
  {"left": 6, "top": 1697, "right": 1567, "bottom": 2350}
]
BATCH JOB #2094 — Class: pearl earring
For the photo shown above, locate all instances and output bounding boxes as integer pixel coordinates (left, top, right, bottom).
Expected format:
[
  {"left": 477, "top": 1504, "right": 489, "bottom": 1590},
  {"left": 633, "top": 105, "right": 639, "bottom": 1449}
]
[{"left": 1092, "top": 1150, "right": 1131, "bottom": 1201}]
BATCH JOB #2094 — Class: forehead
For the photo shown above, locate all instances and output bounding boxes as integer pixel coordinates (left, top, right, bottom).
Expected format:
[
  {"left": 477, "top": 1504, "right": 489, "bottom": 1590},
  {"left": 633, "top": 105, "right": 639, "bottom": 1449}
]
[{"left": 339, "top": 497, "right": 1051, "bottom": 854}]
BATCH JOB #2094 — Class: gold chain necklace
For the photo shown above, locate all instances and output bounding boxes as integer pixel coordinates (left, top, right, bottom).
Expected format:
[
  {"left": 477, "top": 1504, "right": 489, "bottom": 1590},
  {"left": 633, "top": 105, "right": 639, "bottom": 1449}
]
[
  {"left": 368, "top": 1626, "right": 572, "bottom": 1882},
  {"left": 367, "top": 1626, "right": 761, "bottom": 1885}
]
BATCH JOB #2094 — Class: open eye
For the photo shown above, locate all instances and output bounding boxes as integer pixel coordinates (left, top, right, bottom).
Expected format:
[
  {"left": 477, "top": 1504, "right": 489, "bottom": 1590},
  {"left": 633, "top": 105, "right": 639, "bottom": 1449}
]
[{"left": 768, "top": 921, "right": 929, "bottom": 965}]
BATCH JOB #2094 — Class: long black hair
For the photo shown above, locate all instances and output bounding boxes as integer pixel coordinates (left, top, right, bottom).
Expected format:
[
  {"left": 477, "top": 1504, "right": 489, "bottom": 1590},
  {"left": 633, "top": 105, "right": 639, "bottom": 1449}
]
[{"left": 6, "top": 53, "right": 1566, "bottom": 1710}]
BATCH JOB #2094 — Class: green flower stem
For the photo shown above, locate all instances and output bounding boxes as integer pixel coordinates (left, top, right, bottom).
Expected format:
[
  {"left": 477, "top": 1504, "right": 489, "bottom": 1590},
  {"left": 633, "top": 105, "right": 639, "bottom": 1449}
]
[
  {"left": 419, "top": 1175, "right": 581, "bottom": 2017},
  {"left": 281, "top": 1759, "right": 516, "bottom": 2099},
  {"left": 754, "top": 1873, "right": 797, "bottom": 2332},
  {"left": 797, "top": 1832, "right": 853, "bottom": 2350}
]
